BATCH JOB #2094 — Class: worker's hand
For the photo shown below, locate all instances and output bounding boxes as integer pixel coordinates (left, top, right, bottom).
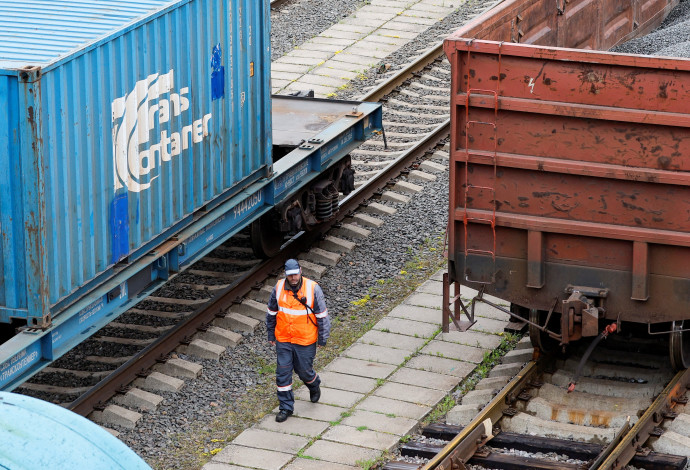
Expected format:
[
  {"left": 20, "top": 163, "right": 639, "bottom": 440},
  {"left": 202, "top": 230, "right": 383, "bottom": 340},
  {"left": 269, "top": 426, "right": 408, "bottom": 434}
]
[{"left": 269, "top": 341, "right": 275, "bottom": 346}]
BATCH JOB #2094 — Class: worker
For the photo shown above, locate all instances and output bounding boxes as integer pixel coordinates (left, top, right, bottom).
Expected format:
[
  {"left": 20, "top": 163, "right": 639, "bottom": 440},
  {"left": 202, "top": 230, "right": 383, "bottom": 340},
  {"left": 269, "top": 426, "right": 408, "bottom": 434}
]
[{"left": 266, "top": 259, "right": 331, "bottom": 422}]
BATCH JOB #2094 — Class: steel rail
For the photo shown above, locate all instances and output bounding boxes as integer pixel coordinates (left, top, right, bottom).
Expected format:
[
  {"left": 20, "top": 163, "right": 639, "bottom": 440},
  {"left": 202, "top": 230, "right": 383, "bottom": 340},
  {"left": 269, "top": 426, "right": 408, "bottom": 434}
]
[
  {"left": 422, "top": 360, "right": 540, "bottom": 469},
  {"left": 594, "top": 367, "right": 690, "bottom": 470}
]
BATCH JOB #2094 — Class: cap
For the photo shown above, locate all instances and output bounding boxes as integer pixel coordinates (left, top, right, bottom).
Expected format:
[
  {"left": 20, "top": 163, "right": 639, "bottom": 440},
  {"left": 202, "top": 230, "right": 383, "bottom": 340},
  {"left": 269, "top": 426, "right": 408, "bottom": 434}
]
[{"left": 285, "top": 259, "right": 301, "bottom": 276}]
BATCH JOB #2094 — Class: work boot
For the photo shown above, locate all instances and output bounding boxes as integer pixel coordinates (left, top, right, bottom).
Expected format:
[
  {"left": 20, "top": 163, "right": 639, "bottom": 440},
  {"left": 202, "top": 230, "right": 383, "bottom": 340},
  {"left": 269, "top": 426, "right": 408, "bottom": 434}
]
[
  {"left": 310, "top": 386, "right": 321, "bottom": 403},
  {"left": 275, "top": 409, "right": 292, "bottom": 422}
]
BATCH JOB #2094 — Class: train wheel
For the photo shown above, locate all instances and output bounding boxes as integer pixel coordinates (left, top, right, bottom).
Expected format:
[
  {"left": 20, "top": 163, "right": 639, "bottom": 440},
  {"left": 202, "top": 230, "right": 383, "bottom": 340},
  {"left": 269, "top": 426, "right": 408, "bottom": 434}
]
[
  {"left": 250, "top": 214, "right": 284, "bottom": 259},
  {"left": 529, "top": 308, "right": 559, "bottom": 353},
  {"left": 669, "top": 320, "right": 690, "bottom": 371}
]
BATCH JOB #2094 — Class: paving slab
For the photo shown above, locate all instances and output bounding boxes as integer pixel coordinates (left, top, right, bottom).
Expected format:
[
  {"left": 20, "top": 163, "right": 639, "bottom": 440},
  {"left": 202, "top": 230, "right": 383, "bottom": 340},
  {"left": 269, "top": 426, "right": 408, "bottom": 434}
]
[
  {"left": 406, "top": 292, "right": 442, "bottom": 309},
  {"left": 272, "top": 71, "right": 303, "bottom": 82},
  {"left": 417, "top": 279, "right": 443, "bottom": 295},
  {"left": 256, "top": 414, "right": 330, "bottom": 438},
  {"left": 398, "top": 14, "right": 439, "bottom": 25},
  {"left": 321, "top": 28, "right": 370, "bottom": 41},
  {"left": 283, "top": 82, "right": 334, "bottom": 98},
  {"left": 374, "top": 317, "right": 439, "bottom": 338},
  {"left": 358, "top": 330, "right": 427, "bottom": 351},
  {"left": 323, "top": 424, "right": 400, "bottom": 451},
  {"left": 382, "top": 19, "right": 429, "bottom": 32},
  {"left": 311, "top": 66, "right": 361, "bottom": 80},
  {"left": 341, "top": 409, "right": 418, "bottom": 436},
  {"left": 272, "top": 62, "right": 312, "bottom": 74},
  {"left": 303, "top": 440, "right": 380, "bottom": 466},
  {"left": 288, "top": 48, "right": 334, "bottom": 60},
  {"left": 327, "top": 357, "right": 397, "bottom": 379},
  {"left": 298, "top": 73, "right": 348, "bottom": 88},
  {"left": 202, "top": 463, "right": 247, "bottom": 470},
  {"left": 357, "top": 395, "right": 431, "bottom": 420},
  {"left": 284, "top": 459, "right": 359, "bottom": 470},
  {"left": 329, "top": 23, "right": 378, "bottom": 35},
  {"left": 438, "top": 330, "right": 502, "bottom": 349},
  {"left": 481, "top": 293, "right": 511, "bottom": 306},
  {"left": 421, "top": 340, "right": 487, "bottom": 364},
  {"left": 274, "top": 55, "right": 325, "bottom": 67},
  {"left": 343, "top": 343, "right": 411, "bottom": 365},
  {"left": 405, "top": 355, "right": 476, "bottom": 378},
  {"left": 212, "top": 445, "right": 293, "bottom": 470},
  {"left": 374, "top": 382, "right": 447, "bottom": 407},
  {"left": 389, "top": 304, "right": 441, "bottom": 324},
  {"left": 233, "top": 428, "right": 309, "bottom": 454},
  {"left": 472, "top": 316, "right": 510, "bottom": 334},
  {"left": 289, "top": 401, "right": 349, "bottom": 422},
  {"left": 388, "top": 367, "right": 460, "bottom": 391},
  {"left": 375, "top": 28, "right": 420, "bottom": 40},
  {"left": 296, "top": 386, "right": 363, "bottom": 408},
  {"left": 319, "top": 371, "right": 378, "bottom": 394},
  {"left": 472, "top": 302, "right": 512, "bottom": 321}
]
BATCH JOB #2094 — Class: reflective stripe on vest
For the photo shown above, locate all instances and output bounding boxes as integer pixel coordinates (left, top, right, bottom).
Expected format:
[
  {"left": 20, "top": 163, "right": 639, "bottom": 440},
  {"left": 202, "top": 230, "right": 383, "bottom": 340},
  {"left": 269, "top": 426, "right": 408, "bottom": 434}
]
[{"left": 274, "top": 277, "right": 318, "bottom": 345}]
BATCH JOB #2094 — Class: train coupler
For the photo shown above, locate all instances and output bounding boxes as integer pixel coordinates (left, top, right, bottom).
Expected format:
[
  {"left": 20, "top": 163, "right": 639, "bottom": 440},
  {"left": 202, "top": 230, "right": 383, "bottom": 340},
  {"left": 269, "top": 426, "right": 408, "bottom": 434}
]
[{"left": 561, "top": 286, "right": 608, "bottom": 344}]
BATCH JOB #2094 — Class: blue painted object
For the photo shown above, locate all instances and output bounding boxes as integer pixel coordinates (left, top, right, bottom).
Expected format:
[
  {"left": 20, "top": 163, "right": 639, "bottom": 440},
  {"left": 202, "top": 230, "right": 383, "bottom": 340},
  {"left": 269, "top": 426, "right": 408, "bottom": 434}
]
[
  {"left": 0, "top": 96, "right": 383, "bottom": 391},
  {"left": 0, "top": 392, "right": 151, "bottom": 469},
  {"left": 0, "top": 0, "right": 272, "bottom": 327}
]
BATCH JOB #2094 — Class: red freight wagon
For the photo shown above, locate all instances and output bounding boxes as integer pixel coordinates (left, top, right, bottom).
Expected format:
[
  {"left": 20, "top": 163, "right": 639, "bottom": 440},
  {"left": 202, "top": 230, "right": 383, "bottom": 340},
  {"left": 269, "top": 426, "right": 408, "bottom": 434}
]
[{"left": 443, "top": 0, "right": 690, "bottom": 369}]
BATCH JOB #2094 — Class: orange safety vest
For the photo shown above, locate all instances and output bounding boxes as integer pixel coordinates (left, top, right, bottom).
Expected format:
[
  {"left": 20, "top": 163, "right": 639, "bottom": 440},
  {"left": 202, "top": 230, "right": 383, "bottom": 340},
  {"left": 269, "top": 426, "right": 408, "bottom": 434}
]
[{"left": 274, "top": 277, "right": 318, "bottom": 345}]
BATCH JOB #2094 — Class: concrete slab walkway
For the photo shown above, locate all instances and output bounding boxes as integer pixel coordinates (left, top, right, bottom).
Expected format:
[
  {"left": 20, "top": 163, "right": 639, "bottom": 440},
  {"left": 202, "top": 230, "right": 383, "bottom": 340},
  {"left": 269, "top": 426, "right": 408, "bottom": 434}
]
[
  {"left": 272, "top": 0, "right": 466, "bottom": 97},
  {"left": 202, "top": 269, "right": 514, "bottom": 469}
]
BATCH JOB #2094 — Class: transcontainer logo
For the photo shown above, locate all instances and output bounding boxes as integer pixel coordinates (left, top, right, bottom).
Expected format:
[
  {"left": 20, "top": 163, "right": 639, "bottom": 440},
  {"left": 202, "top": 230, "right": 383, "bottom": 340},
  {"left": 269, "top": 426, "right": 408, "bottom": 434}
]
[{"left": 111, "top": 69, "right": 212, "bottom": 193}]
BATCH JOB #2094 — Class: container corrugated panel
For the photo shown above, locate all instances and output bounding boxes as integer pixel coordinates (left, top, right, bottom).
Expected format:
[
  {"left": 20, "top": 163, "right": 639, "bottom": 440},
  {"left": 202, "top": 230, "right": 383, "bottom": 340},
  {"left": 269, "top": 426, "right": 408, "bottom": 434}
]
[
  {"left": 0, "top": 0, "right": 272, "bottom": 324},
  {"left": 444, "top": 35, "right": 690, "bottom": 322}
]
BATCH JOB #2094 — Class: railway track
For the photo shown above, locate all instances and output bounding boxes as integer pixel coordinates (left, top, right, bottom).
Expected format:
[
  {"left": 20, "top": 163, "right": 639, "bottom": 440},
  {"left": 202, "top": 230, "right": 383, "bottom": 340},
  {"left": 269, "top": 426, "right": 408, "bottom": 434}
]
[
  {"left": 13, "top": 63, "right": 453, "bottom": 422},
  {"left": 383, "top": 339, "right": 690, "bottom": 469},
  {"left": 13, "top": 0, "right": 480, "bottom": 420}
]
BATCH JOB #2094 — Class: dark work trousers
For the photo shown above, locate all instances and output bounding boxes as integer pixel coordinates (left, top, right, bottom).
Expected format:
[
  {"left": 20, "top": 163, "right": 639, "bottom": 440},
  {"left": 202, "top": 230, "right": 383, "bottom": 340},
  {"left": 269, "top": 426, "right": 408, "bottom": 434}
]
[{"left": 275, "top": 341, "right": 320, "bottom": 412}]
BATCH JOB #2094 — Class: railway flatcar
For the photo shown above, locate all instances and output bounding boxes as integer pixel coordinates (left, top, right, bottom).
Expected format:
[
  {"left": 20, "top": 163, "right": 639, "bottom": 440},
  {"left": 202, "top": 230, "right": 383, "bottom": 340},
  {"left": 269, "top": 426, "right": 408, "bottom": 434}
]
[
  {"left": 0, "top": 0, "right": 382, "bottom": 389},
  {"left": 442, "top": 0, "right": 690, "bottom": 369}
]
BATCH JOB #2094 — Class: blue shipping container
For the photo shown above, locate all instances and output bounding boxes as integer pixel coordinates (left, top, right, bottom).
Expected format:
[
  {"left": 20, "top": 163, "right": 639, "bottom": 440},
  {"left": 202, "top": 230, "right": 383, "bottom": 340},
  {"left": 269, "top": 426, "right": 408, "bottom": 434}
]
[{"left": 0, "top": 0, "right": 272, "bottom": 326}]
